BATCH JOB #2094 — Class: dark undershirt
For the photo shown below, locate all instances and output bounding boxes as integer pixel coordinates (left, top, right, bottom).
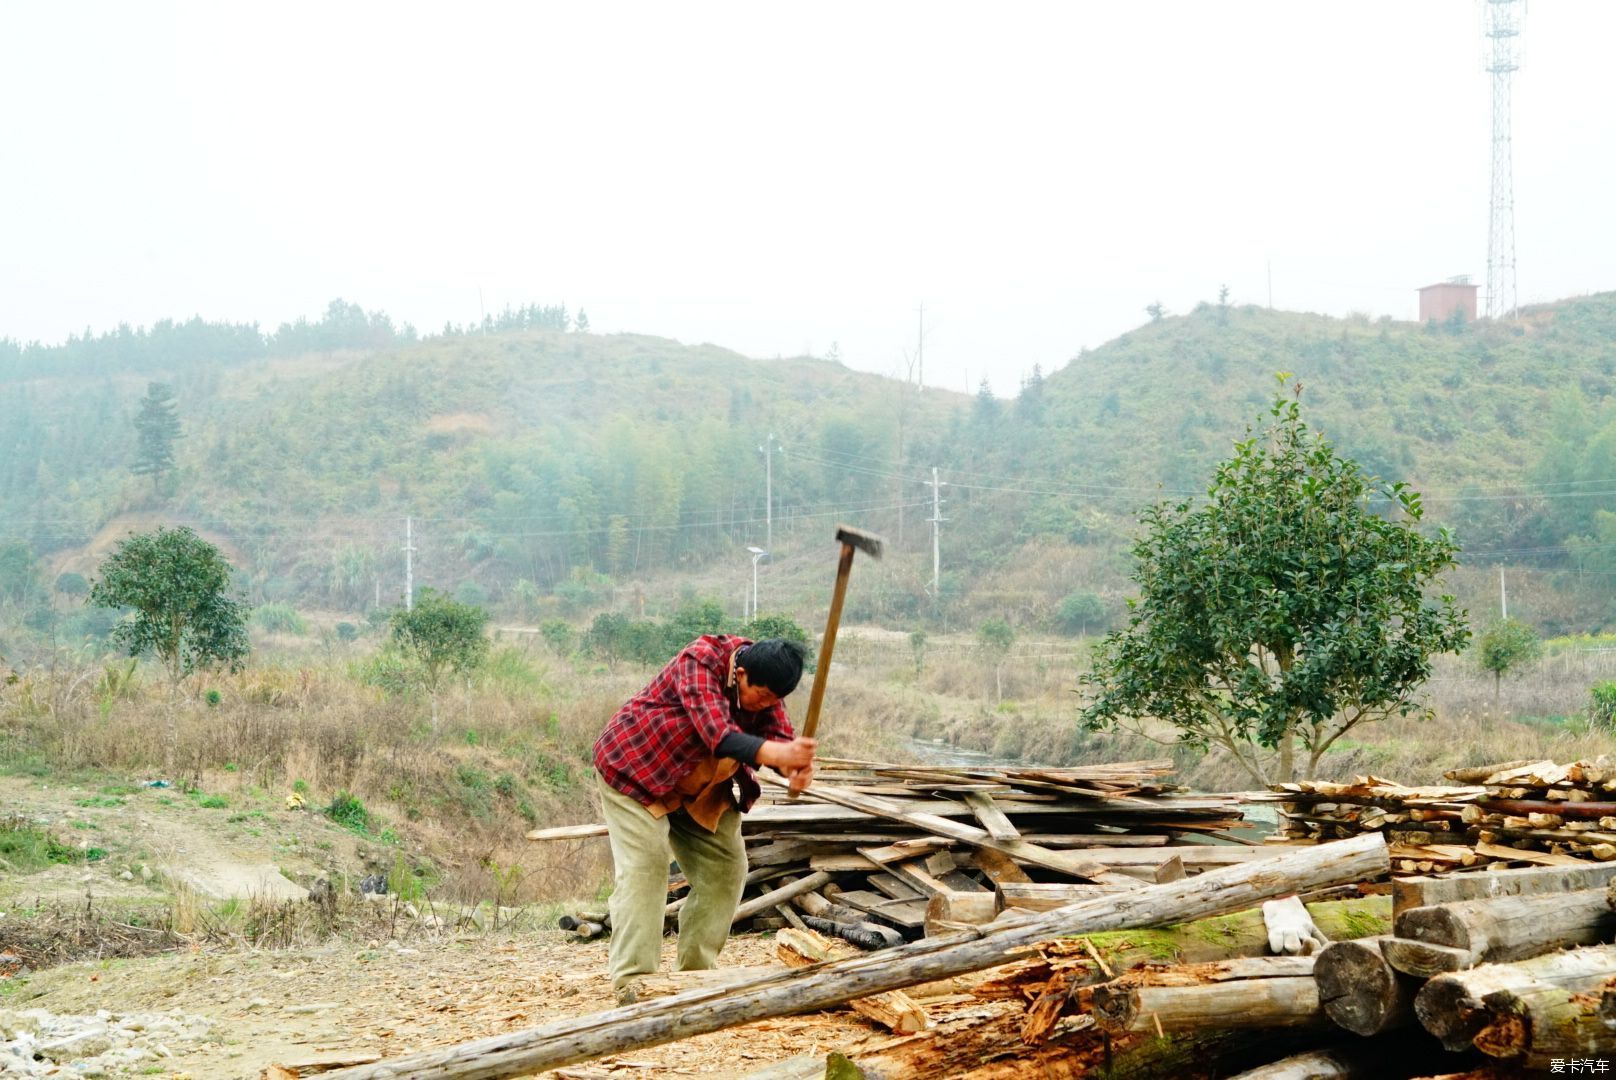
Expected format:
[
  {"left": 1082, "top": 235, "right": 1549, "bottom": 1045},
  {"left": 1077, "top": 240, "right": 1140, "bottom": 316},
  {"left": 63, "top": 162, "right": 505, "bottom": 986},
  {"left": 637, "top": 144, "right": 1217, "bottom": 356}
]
[{"left": 715, "top": 731, "right": 765, "bottom": 766}]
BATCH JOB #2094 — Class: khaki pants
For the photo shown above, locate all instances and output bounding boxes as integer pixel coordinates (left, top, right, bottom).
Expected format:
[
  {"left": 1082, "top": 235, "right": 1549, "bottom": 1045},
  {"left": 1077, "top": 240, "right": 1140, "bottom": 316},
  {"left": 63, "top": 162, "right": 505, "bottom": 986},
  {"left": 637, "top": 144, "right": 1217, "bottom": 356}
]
[{"left": 596, "top": 774, "right": 747, "bottom": 989}]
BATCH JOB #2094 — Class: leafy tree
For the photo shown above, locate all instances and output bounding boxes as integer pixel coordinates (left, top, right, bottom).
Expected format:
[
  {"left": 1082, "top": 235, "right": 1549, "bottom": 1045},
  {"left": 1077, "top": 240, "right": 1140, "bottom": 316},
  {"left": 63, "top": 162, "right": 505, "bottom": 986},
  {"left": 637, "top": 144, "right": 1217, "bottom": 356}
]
[
  {"left": 575, "top": 309, "right": 590, "bottom": 333},
  {"left": 586, "top": 611, "right": 630, "bottom": 668},
  {"left": 54, "top": 571, "right": 89, "bottom": 598},
  {"left": 1146, "top": 302, "right": 1166, "bottom": 322},
  {"left": 742, "top": 612, "right": 815, "bottom": 667},
  {"left": 1474, "top": 617, "right": 1541, "bottom": 704},
  {"left": 1055, "top": 591, "right": 1106, "bottom": 636},
  {"left": 0, "top": 541, "right": 40, "bottom": 606},
  {"left": 978, "top": 617, "right": 1015, "bottom": 702},
  {"left": 131, "top": 382, "right": 182, "bottom": 483},
  {"left": 89, "top": 526, "right": 250, "bottom": 685},
  {"left": 1080, "top": 380, "right": 1470, "bottom": 783},
  {"left": 389, "top": 588, "right": 490, "bottom": 696},
  {"left": 539, "top": 617, "right": 575, "bottom": 656},
  {"left": 909, "top": 629, "right": 928, "bottom": 676}
]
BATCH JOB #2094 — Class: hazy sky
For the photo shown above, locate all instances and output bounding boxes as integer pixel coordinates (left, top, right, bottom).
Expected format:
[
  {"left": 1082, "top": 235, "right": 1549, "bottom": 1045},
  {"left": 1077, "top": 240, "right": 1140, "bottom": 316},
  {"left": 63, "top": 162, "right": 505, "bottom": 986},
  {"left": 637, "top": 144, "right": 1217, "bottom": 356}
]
[{"left": 3, "top": 1, "right": 1611, "bottom": 395}]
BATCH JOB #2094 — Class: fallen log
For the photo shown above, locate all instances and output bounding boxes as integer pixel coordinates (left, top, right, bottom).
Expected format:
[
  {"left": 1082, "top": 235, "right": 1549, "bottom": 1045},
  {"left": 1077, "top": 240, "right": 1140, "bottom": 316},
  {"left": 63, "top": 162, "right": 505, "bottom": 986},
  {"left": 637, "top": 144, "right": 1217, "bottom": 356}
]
[
  {"left": 995, "top": 881, "right": 1128, "bottom": 913},
  {"left": 1394, "top": 888, "right": 1615, "bottom": 966},
  {"left": 1313, "top": 936, "right": 1416, "bottom": 1035},
  {"left": 801, "top": 915, "right": 904, "bottom": 951},
  {"left": 316, "top": 832, "right": 1388, "bottom": 1079},
  {"left": 1391, "top": 861, "right": 1616, "bottom": 914},
  {"left": 732, "top": 871, "right": 834, "bottom": 924},
  {"left": 1473, "top": 980, "right": 1615, "bottom": 1065},
  {"left": 1380, "top": 938, "right": 1474, "bottom": 978},
  {"left": 1414, "top": 943, "right": 1616, "bottom": 1051},
  {"left": 1091, "top": 958, "right": 1322, "bottom": 1034}
]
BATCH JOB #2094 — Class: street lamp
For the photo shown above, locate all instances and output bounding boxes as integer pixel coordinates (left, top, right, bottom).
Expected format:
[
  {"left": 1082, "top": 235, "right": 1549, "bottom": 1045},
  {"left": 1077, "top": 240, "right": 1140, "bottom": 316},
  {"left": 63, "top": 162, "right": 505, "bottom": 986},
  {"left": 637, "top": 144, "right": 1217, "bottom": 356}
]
[{"left": 747, "top": 547, "right": 768, "bottom": 619}]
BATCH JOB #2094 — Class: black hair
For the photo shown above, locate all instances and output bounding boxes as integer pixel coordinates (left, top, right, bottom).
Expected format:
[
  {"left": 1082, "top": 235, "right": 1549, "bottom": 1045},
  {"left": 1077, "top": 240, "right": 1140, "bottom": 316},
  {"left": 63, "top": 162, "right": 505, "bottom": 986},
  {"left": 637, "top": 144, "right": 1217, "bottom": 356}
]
[{"left": 737, "top": 638, "right": 807, "bottom": 697}]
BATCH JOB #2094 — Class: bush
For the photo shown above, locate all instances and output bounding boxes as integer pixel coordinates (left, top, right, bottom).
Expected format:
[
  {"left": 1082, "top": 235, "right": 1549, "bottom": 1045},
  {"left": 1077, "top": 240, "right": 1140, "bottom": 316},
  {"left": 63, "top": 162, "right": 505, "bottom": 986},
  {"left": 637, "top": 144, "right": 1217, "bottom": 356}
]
[
  {"left": 334, "top": 622, "right": 359, "bottom": 643},
  {"left": 1054, "top": 591, "right": 1107, "bottom": 636},
  {"left": 453, "top": 581, "right": 489, "bottom": 607},
  {"left": 253, "top": 603, "right": 307, "bottom": 635},
  {"left": 742, "top": 612, "right": 815, "bottom": 666},
  {"left": 324, "top": 791, "right": 370, "bottom": 834},
  {"left": 539, "top": 618, "right": 575, "bottom": 656},
  {"left": 54, "top": 572, "right": 89, "bottom": 597},
  {"left": 1591, "top": 681, "right": 1616, "bottom": 729}
]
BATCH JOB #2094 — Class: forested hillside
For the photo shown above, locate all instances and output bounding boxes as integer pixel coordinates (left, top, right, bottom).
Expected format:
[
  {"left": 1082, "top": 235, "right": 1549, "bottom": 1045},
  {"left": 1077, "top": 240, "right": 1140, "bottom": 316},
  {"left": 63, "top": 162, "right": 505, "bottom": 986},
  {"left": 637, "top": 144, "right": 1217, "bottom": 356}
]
[{"left": 4, "top": 292, "right": 1616, "bottom": 644}]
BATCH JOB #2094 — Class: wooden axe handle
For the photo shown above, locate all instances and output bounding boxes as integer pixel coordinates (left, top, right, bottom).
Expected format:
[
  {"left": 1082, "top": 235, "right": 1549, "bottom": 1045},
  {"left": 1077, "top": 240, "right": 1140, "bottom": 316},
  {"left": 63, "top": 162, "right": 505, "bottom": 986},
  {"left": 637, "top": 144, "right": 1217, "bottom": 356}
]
[{"left": 799, "top": 541, "right": 856, "bottom": 743}]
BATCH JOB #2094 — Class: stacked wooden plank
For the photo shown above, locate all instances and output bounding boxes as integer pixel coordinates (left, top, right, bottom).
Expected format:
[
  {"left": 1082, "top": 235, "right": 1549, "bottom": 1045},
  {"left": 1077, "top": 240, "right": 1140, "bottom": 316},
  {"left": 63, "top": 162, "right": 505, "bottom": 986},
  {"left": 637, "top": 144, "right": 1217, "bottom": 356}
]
[
  {"left": 535, "top": 759, "right": 1252, "bottom": 946},
  {"left": 1264, "top": 759, "right": 1616, "bottom": 874}
]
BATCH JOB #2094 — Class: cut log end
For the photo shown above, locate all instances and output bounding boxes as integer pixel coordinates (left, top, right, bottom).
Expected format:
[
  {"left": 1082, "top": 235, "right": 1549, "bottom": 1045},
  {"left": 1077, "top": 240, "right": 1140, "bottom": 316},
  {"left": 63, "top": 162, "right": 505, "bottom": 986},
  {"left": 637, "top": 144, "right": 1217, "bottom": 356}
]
[{"left": 1314, "top": 937, "right": 1412, "bottom": 1036}]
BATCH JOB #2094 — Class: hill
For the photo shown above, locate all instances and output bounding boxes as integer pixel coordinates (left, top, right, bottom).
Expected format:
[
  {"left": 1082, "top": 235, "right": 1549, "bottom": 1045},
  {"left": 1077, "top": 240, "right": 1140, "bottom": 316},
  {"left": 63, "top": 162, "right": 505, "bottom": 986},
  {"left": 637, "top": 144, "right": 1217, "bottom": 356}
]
[{"left": 5, "top": 292, "right": 1616, "bottom": 647}]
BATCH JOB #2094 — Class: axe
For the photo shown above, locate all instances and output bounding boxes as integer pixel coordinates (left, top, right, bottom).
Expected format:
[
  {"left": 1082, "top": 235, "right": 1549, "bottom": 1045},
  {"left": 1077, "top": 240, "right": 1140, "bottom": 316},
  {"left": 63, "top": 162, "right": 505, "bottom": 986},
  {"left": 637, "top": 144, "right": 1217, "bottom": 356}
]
[{"left": 791, "top": 524, "right": 884, "bottom": 794}]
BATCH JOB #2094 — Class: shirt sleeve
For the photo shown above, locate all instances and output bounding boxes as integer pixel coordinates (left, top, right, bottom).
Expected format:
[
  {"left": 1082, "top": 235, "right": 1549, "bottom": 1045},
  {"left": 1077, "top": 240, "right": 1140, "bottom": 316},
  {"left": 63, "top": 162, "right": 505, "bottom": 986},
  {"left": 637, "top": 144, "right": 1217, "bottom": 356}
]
[
  {"left": 715, "top": 731, "right": 765, "bottom": 766},
  {"left": 673, "top": 651, "right": 743, "bottom": 753},
  {"left": 758, "top": 702, "right": 795, "bottom": 743}
]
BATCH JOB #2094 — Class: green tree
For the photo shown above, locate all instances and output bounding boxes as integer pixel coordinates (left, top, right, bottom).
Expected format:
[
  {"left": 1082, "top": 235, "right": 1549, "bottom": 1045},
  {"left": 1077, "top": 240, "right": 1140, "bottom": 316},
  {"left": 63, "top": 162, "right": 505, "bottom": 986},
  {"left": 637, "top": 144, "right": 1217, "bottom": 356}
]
[
  {"left": 575, "top": 309, "right": 590, "bottom": 333},
  {"left": 1146, "top": 302, "right": 1166, "bottom": 322},
  {"left": 54, "top": 571, "right": 89, "bottom": 598},
  {"left": 390, "top": 588, "right": 491, "bottom": 697},
  {"left": 1055, "top": 591, "right": 1107, "bottom": 636},
  {"left": 1080, "top": 380, "right": 1470, "bottom": 783},
  {"left": 131, "top": 382, "right": 182, "bottom": 483},
  {"left": 539, "top": 617, "right": 575, "bottom": 656},
  {"left": 909, "top": 629, "right": 928, "bottom": 677},
  {"left": 742, "top": 612, "right": 815, "bottom": 666},
  {"left": 88, "top": 526, "right": 250, "bottom": 685},
  {"left": 1474, "top": 617, "right": 1541, "bottom": 705},
  {"left": 978, "top": 617, "right": 1015, "bottom": 703},
  {"left": 0, "top": 541, "right": 40, "bottom": 607}
]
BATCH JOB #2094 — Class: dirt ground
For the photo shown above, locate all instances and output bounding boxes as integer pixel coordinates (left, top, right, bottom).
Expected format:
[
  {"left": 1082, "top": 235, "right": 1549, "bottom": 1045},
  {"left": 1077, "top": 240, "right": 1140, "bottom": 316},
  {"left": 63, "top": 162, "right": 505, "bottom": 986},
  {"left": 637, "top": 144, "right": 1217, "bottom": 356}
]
[
  {"left": 0, "top": 774, "right": 954, "bottom": 1078},
  {"left": 4, "top": 929, "right": 933, "bottom": 1079}
]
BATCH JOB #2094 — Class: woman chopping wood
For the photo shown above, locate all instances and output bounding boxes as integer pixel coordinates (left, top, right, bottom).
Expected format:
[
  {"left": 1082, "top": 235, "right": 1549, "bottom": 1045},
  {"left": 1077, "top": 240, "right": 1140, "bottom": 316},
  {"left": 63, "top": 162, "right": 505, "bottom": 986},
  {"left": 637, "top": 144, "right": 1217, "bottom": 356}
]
[{"left": 593, "top": 635, "right": 816, "bottom": 1004}]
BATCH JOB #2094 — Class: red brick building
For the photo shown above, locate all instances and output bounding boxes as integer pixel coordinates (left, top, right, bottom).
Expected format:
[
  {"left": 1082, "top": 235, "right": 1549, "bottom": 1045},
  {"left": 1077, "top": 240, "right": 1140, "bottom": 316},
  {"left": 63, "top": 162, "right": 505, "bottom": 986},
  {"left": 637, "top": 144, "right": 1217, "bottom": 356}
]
[{"left": 1418, "top": 278, "right": 1479, "bottom": 323}]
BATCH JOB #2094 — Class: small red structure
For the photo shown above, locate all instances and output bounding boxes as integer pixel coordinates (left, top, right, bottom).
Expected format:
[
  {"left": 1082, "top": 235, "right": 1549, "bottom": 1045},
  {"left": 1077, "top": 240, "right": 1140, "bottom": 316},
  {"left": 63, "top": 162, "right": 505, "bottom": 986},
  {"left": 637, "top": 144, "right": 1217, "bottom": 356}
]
[{"left": 1418, "top": 277, "right": 1479, "bottom": 324}]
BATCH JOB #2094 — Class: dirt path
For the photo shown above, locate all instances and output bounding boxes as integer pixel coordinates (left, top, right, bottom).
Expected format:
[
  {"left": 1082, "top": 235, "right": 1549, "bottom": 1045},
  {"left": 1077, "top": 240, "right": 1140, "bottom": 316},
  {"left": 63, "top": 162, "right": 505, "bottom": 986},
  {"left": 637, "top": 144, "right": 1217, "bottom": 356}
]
[{"left": 5, "top": 930, "right": 899, "bottom": 1078}]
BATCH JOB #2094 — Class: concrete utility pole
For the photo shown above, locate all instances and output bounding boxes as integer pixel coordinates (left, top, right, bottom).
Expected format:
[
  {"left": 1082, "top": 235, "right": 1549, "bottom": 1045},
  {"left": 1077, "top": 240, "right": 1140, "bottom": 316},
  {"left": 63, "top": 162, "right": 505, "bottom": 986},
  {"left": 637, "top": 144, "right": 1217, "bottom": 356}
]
[
  {"left": 403, "top": 517, "right": 417, "bottom": 611},
  {"left": 928, "top": 467, "right": 947, "bottom": 599}
]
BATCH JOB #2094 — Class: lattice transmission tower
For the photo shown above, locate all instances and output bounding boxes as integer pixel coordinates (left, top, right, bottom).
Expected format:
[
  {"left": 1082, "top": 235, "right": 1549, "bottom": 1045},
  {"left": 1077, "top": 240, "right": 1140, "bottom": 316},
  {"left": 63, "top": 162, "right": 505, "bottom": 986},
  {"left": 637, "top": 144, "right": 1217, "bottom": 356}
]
[{"left": 1485, "top": 0, "right": 1522, "bottom": 319}]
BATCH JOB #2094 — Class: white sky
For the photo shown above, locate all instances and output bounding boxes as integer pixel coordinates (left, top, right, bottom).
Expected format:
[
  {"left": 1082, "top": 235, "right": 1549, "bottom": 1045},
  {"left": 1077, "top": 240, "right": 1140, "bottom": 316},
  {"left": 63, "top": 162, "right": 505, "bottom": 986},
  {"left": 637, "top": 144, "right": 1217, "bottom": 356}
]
[{"left": 2, "top": 1, "right": 1611, "bottom": 396}]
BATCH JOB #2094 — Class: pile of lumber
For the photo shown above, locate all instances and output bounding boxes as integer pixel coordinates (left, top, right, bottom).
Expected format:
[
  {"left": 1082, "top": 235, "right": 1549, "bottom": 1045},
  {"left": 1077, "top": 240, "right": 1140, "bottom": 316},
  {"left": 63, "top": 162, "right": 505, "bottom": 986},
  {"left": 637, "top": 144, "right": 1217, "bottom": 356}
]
[
  {"left": 533, "top": 759, "right": 1251, "bottom": 947},
  {"left": 1266, "top": 758, "right": 1616, "bottom": 873}
]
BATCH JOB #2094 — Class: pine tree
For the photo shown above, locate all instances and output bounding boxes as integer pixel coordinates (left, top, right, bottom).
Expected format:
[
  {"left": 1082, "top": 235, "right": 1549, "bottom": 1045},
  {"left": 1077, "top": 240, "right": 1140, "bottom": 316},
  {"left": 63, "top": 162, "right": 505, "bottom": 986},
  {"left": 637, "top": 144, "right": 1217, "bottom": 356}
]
[{"left": 131, "top": 382, "right": 181, "bottom": 481}]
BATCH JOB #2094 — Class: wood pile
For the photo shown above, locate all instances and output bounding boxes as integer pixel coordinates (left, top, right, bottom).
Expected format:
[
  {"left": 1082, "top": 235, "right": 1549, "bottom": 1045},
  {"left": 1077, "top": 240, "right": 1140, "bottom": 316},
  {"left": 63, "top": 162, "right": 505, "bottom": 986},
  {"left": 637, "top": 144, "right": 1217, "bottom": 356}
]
[
  {"left": 1264, "top": 757, "right": 1616, "bottom": 873},
  {"left": 534, "top": 759, "right": 1250, "bottom": 947}
]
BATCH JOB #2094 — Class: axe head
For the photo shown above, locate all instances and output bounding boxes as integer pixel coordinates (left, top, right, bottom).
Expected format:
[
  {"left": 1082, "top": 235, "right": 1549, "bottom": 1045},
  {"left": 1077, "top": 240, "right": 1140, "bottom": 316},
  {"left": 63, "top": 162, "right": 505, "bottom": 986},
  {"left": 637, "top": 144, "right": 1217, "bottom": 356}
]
[{"left": 835, "top": 524, "right": 885, "bottom": 559}]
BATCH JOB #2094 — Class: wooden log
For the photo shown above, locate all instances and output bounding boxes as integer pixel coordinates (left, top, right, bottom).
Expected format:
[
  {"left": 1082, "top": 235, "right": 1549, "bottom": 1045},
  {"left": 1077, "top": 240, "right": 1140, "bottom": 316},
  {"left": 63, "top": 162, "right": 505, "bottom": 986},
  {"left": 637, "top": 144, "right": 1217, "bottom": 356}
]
[
  {"left": 1394, "top": 888, "right": 1615, "bottom": 966},
  {"left": 1391, "top": 861, "right": 1616, "bottom": 914},
  {"left": 1313, "top": 936, "right": 1416, "bottom": 1035},
  {"left": 799, "top": 916, "right": 904, "bottom": 951},
  {"left": 1092, "top": 969, "right": 1323, "bottom": 1033},
  {"left": 1447, "top": 760, "right": 1540, "bottom": 784},
  {"left": 1224, "top": 1047, "right": 1380, "bottom": 1080},
  {"left": 774, "top": 928, "right": 929, "bottom": 1034},
  {"left": 1380, "top": 939, "right": 1474, "bottom": 978},
  {"left": 923, "top": 891, "right": 1000, "bottom": 936},
  {"left": 318, "top": 833, "right": 1388, "bottom": 1080},
  {"left": 972, "top": 848, "right": 1034, "bottom": 886},
  {"left": 524, "top": 823, "right": 608, "bottom": 842},
  {"left": 1473, "top": 981, "right": 1616, "bottom": 1064},
  {"left": 732, "top": 872, "right": 834, "bottom": 925},
  {"left": 996, "top": 881, "right": 1130, "bottom": 913},
  {"left": 1414, "top": 943, "right": 1616, "bottom": 1051}
]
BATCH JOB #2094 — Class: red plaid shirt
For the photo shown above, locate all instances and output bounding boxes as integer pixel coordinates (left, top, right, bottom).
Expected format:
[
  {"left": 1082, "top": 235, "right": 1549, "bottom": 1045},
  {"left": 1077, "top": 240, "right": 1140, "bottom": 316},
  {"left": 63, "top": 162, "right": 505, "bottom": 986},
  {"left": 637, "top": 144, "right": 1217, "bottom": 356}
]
[{"left": 593, "top": 635, "right": 795, "bottom": 812}]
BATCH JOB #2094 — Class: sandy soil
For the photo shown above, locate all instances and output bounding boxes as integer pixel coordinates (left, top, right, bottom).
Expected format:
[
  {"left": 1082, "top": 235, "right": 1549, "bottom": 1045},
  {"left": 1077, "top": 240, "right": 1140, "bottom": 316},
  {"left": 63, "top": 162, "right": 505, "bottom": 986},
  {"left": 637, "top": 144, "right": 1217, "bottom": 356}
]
[{"left": 5, "top": 930, "right": 903, "bottom": 1079}]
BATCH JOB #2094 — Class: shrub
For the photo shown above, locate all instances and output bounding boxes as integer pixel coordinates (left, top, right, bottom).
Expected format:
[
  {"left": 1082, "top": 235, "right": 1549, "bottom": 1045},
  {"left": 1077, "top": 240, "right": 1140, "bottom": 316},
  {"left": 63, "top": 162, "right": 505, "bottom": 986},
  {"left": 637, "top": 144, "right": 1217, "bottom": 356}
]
[
  {"left": 1591, "top": 681, "right": 1616, "bottom": 729},
  {"left": 324, "top": 791, "right": 370, "bottom": 834},
  {"left": 253, "top": 603, "right": 308, "bottom": 635}
]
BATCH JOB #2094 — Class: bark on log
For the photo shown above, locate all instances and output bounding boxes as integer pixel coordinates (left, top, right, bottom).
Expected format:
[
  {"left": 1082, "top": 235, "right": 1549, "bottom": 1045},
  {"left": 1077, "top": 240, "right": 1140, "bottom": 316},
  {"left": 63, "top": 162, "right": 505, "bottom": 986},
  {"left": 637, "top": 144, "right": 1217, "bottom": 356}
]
[
  {"left": 1473, "top": 981, "right": 1616, "bottom": 1065},
  {"left": 1224, "top": 1046, "right": 1383, "bottom": 1080},
  {"left": 1414, "top": 943, "right": 1616, "bottom": 1051},
  {"left": 318, "top": 833, "right": 1388, "bottom": 1080},
  {"left": 1092, "top": 975, "right": 1322, "bottom": 1033},
  {"left": 1394, "top": 888, "right": 1615, "bottom": 966},
  {"left": 801, "top": 916, "right": 904, "bottom": 951},
  {"left": 1391, "top": 862, "right": 1616, "bottom": 915},
  {"left": 1313, "top": 936, "right": 1416, "bottom": 1035}
]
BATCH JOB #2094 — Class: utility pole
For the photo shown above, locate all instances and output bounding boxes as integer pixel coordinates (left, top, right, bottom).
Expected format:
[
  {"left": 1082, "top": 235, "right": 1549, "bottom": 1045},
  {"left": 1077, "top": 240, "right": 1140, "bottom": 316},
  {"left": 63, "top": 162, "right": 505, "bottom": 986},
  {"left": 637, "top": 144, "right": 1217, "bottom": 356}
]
[
  {"left": 403, "top": 517, "right": 417, "bottom": 611},
  {"left": 1500, "top": 566, "right": 1508, "bottom": 620},
  {"left": 928, "top": 467, "right": 947, "bottom": 599},
  {"left": 758, "top": 433, "right": 780, "bottom": 551}
]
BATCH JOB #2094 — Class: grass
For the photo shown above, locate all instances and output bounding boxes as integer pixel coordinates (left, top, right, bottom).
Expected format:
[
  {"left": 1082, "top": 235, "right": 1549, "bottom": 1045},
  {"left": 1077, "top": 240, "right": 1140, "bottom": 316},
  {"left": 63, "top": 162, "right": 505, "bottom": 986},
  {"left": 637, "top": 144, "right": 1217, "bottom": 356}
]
[{"left": 0, "top": 817, "right": 104, "bottom": 871}]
